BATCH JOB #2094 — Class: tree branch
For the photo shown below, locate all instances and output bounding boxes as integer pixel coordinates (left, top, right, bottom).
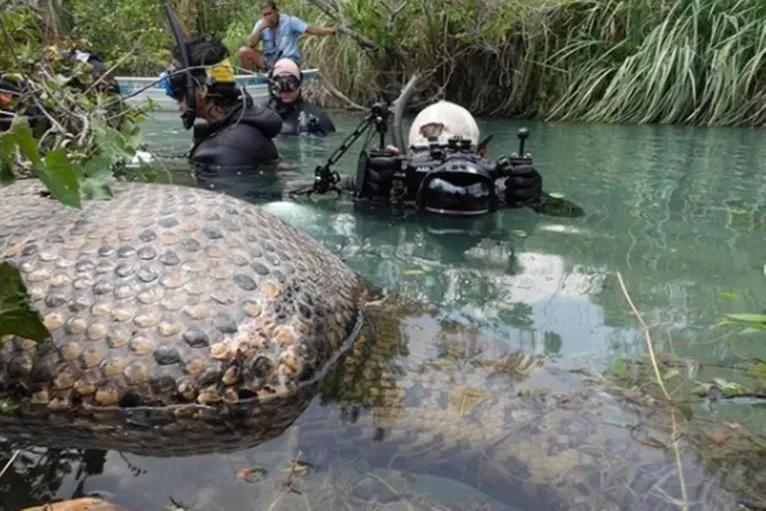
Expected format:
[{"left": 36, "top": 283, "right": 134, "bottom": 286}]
[{"left": 305, "top": 0, "right": 381, "bottom": 52}]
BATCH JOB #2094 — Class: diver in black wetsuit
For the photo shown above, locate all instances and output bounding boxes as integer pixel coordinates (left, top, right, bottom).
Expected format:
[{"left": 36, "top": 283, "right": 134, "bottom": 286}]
[
  {"left": 158, "top": 35, "right": 283, "bottom": 169},
  {"left": 263, "top": 58, "right": 336, "bottom": 137}
]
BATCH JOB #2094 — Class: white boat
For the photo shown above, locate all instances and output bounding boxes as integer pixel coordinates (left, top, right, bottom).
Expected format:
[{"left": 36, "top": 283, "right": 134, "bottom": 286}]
[{"left": 115, "top": 68, "right": 319, "bottom": 110}]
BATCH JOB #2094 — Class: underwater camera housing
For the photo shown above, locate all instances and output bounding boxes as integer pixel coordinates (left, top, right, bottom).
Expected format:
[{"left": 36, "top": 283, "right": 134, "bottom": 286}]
[{"left": 397, "top": 136, "right": 499, "bottom": 216}]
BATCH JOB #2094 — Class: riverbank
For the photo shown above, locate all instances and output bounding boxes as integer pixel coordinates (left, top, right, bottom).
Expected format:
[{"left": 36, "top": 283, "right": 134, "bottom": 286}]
[{"left": 60, "top": 0, "right": 766, "bottom": 127}]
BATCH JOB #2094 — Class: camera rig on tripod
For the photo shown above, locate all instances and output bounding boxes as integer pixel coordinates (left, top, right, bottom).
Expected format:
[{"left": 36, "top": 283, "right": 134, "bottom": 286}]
[{"left": 291, "top": 100, "right": 396, "bottom": 197}]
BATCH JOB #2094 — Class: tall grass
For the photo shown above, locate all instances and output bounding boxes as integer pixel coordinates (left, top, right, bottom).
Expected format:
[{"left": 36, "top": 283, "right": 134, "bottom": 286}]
[{"left": 63, "top": 0, "right": 766, "bottom": 126}]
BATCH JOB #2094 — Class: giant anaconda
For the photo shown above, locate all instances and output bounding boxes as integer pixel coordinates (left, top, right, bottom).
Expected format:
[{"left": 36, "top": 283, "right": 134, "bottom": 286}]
[
  {"left": 0, "top": 179, "right": 376, "bottom": 455},
  {"left": 2, "top": 179, "right": 766, "bottom": 510}
]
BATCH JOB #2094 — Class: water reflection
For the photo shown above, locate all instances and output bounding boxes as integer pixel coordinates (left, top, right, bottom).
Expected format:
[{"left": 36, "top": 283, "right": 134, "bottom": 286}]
[
  {"left": 4, "top": 303, "right": 766, "bottom": 510},
  {"left": 6, "top": 112, "right": 766, "bottom": 510}
]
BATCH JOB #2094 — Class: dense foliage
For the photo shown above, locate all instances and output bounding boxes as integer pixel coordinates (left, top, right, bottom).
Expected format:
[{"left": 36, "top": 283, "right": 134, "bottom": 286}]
[{"left": 53, "top": 0, "right": 766, "bottom": 127}]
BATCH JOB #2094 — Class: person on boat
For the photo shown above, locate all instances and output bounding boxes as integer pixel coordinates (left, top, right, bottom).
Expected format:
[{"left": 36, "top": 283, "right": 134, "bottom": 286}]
[
  {"left": 297, "top": 99, "right": 583, "bottom": 218},
  {"left": 264, "top": 57, "right": 336, "bottom": 136},
  {"left": 238, "top": 1, "right": 340, "bottom": 72},
  {"left": 159, "top": 34, "right": 283, "bottom": 169}
]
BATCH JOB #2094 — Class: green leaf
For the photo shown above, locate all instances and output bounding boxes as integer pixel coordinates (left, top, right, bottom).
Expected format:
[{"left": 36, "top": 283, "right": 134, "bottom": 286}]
[
  {"left": 678, "top": 403, "right": 694, "bottom": 421},
  {"left": 610, "top": 358, "right": 629, "bottom": 377},
  {"left": 747, "top": 362, "right": 766, "bottom": 378},
  {"left": 92, "top": 121, "right": 133, "bottom": 164},
  {"left": 80, "top": 154, "right": 116, "bottom": 199},
  {"left": 724, "top": 313, "right": 766, "bottom": 324},
  {"left": 36, "top": 148, "right": 81, "bottom": 209},
  {"left": 120, "top": 120, "right": 145, "bottom": 153},
  {"left": 712, "top": 378, "right": 749, "bottom": 396},
  {"left": 0, "top": 261, "right": 50, "bottom": 342},
  {"left": 9, "top": 115, "right": 40, "bottom": 166},
  {"left": 0, "top": 133, "right": 17, "bottom": 185}
]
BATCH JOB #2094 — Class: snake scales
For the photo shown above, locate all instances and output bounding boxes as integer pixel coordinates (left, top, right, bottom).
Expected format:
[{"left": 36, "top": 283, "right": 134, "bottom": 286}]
[
  {"left": 0, "top": 179, "right": 375, "bottom": 455},
  {"left": 0, "top": 179, "right": 763, "bottom": 510}
]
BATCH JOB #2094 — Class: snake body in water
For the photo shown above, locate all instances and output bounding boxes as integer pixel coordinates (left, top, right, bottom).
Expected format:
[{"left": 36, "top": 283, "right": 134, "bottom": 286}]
[{"left": 0, "top": 179, "right": 764, "bottom": 510}]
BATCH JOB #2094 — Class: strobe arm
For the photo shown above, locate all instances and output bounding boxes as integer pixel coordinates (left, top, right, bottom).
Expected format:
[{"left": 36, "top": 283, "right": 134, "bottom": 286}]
[{"left": 290, "top": 111, "right": 382, "bottom": 197}]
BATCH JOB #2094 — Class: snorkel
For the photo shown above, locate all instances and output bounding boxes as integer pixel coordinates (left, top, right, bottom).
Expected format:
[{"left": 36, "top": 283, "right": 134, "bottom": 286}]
[{"left": 163, "top": 2, "right": 197, "bottom": 130}]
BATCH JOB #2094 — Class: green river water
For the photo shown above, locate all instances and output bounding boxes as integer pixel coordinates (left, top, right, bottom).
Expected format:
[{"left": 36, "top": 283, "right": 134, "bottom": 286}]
[{"left": 3, "top": 111, "right": 766, "bottom": 510}]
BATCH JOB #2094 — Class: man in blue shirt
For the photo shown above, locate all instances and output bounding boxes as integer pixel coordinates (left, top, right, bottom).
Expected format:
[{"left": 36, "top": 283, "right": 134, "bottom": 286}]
[{"left": 239, "top": 1, "right": 340, "bottom": 72}]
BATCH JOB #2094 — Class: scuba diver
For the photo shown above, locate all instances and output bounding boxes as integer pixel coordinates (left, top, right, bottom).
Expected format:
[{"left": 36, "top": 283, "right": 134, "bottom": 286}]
[
  {"left": 158, "top": 32, "right": 283, "bottom": 169},
  {"left": 262, "top": 58, "right": 336, "bottom": 137},
  {"left": 290, "top": 75, "right": 583, "bottom": 219}
]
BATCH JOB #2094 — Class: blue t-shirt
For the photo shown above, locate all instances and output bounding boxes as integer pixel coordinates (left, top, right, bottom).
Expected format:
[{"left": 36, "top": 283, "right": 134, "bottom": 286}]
[{"left": 254, "top": 13, "right": 307, "bottom": 66}]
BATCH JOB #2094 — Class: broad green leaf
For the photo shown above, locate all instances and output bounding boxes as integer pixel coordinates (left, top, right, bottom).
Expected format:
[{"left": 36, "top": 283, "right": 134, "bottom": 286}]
[
  {"left": 80, "top": 154, "right": 116, "bottom": 199},
  {"left": 9, "top": 115, "right": 40, "bottom": 166},
  {"left": 92, "top": 121, "right": 132, "bottom": 164},
  {"left": 0, "top": 262, "right": 50, "bottom": 342},
  {"left": 37, "top": 148, "right": 81, "bottom": 209},
  {"left": 120, "top": 120, "right": 145, "bottom": 152}
]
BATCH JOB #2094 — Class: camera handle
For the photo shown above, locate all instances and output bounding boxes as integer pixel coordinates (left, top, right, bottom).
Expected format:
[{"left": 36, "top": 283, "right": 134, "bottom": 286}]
[{"left": 290, "top": 101, "right": 393, "bottom": 197}]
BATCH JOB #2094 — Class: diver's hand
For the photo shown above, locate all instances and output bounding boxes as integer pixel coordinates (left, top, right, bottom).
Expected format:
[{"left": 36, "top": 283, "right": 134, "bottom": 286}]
[
  {"left": 499, "top": 157, "right": 543, "bottom": 208},
  {"left": 359, "top": 148, "right": 401, "bottom": 198}
]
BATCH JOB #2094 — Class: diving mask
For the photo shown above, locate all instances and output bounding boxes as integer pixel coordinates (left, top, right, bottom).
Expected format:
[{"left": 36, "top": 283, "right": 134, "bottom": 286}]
[
  {"left": 269, "top": 73, "right": 301, "bottom": 95},
  {"left": 159, "top": 65, "right": 186, "bottom": 101},
  {"left": 158, "top": 58, "right": 236, "bottom": 102}
]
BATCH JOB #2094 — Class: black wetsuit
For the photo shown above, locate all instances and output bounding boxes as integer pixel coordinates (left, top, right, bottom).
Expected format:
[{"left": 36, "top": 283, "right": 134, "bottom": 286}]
[
  {"left": 267, "top": 94, "right": 336, "bottom": 136},
  {"left": 189, "top": 98, "right": 283, "bottom": 168}
]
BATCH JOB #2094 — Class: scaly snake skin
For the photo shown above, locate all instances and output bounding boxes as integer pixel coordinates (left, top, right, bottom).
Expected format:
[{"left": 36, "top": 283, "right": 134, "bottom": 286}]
[
  {"left": 0, "top": 179, "right": 374, "bottom": 456},
  {"left": 0, "top": 179, "right": 763, "bottom": 510}
]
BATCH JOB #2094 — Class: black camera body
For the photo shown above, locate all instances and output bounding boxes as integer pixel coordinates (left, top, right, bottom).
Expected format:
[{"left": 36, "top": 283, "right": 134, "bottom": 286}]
[
  {"left": 303, "top": 91, "right": 536, "bottom": 215},
  {"left": 354, "top": 135, "right": 506, "bottom": 216}
]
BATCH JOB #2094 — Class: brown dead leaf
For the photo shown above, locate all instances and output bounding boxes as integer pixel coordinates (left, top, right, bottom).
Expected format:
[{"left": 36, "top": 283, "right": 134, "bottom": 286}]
[
  {"left": 20, "top": 498, "right": 132, "bottom": 511},
  {"left": 448, "top": 386, "right": 488, "bottom": 416},
  {"left": 635, "top": 436, "right": 667, "bottom": 450},
  {"left": 710, "top": 429, "right": 731, "bottom": 445}
]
